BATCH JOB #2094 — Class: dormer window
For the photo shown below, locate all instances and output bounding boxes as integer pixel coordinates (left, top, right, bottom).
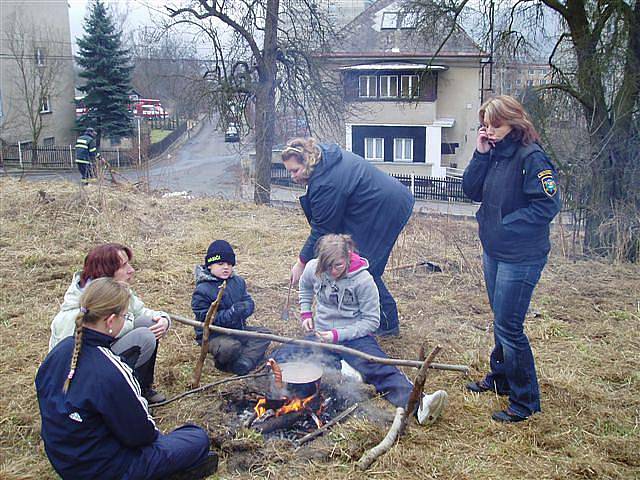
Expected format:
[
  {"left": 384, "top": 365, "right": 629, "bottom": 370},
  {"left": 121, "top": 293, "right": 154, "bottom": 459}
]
[{"left": 381, "top": 12, "right": 398, "bottom": 29}]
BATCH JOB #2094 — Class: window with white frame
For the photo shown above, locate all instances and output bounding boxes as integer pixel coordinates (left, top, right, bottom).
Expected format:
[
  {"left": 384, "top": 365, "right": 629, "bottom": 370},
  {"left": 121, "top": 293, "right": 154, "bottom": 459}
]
[
  {"left": 381, "top": 12, "right": 398, "bottom": 29},
  {"left": 359, "top": 75, "right": 377, "bottom": 98},
  {"left": 43, "top": 137, "right": 55, "bottom": 146},
  {"left": 40, "top": 96, "right": 51, "bottom": 113},
  {"left": 35, "top": 48, "right": 45, "bottom": 66},
  {"left": 380, "top": 75, "right": 398, "bottom": 98},
  {"left": 364, "top": 137, "right": 384, "bottom": 161},
  {"left": 394, "top": 138, "right": 413, "bottom": 162},
  {"left": 400, "top": 75, "right": 419, "bottom": 97}
]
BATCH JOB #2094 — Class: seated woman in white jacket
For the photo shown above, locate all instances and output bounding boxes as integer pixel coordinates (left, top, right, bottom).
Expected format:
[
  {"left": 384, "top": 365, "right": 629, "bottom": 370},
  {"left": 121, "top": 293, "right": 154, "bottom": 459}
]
[{"left": 49, "top": 243, "right": 170, "bottom": 403}]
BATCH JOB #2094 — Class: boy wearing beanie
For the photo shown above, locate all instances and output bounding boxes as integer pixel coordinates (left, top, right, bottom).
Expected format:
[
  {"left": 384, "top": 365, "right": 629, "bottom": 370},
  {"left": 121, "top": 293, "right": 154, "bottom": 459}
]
[{"left": 191, "top": 240, "right": 271, "bottom": 375}]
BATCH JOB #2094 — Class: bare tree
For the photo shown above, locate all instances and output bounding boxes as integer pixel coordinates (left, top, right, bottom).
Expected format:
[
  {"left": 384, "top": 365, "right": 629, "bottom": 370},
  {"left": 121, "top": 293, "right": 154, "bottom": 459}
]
[
  {"left": 409, "top": 0, "right": 640, "bottom": 262},
  {"left": 130, "top": 28, "right": 205, "bottom": 119},
  {"left": 0, "top": 14, "right": 67, "bottom": 148},
  {"left": 164, "top": 0, "right": 343, "bottom": 204}
]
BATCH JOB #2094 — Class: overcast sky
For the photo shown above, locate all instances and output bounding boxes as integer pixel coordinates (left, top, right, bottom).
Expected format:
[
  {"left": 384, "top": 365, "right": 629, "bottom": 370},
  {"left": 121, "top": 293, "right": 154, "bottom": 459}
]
[{"left": 68, "top": 0, "right": 166, "bottom": 50}]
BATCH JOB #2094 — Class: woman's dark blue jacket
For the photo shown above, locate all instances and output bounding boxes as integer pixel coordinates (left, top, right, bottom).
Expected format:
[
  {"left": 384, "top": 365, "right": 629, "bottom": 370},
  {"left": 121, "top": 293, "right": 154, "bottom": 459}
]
[
  {"left": 462, "top": 132, "right": 562, "bottom": 262},
  {"left": 299, "top": 144, "right": 414, "bottom": 267}
]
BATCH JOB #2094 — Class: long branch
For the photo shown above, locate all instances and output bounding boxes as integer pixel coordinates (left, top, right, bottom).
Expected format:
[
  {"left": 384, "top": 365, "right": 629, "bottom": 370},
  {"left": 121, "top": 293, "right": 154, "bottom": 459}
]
[
  {"left": 169, "top": 313, "right": 470, "bottom": 373},
  {"left": 149, "top": 373, "right": 268, "bottom": 408}
]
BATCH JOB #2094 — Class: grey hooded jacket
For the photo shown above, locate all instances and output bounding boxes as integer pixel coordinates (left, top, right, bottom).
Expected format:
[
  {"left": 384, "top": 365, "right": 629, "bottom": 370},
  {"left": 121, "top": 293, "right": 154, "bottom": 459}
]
[{"left": 299, "top": 253, "right": 380, "bottom": 342}]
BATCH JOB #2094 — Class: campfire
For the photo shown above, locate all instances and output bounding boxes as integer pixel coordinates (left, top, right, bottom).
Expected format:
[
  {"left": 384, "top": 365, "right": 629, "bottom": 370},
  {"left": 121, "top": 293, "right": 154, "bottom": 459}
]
[{"left": 231, "top": 358, "right": 354, "bottom": 439}]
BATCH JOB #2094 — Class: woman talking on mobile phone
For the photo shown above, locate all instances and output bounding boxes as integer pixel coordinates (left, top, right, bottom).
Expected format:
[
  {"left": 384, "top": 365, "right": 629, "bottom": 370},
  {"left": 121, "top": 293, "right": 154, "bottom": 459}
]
[{"left": 462, "top": 95, "right": 562, "bottom": 423}]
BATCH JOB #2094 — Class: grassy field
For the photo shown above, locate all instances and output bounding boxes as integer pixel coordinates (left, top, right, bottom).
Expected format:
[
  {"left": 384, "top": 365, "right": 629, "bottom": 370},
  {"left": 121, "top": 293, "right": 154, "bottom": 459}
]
[
  {"left": 150, "top": 129, "right": 172, "bottom": 144},
  {"left": 0, "top": 177, "right": 638, "bottom": 479}
]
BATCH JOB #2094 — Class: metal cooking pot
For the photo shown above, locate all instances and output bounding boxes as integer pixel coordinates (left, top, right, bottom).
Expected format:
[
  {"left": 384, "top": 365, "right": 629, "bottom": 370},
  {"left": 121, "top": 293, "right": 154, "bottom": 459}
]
[{"left": 276, "top": 361, "right": 323, "bottom": 397}]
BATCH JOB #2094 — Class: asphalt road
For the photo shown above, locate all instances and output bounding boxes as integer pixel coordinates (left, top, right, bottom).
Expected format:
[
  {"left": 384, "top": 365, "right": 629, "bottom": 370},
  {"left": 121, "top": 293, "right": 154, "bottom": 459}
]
[
  {"left": 13, "top": 119, "right": 249, "bottom": 199},
  {"left": 129, "top": 119, "right": 249, "bottom": 198}
]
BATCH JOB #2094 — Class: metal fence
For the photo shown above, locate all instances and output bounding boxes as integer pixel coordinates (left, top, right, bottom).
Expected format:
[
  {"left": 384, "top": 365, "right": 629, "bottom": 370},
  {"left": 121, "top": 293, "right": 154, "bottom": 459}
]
[
  {"left": 1, "top": 144, "right": 138, "bottom": 170},
  {"left": 148, "top": 122, "right": 187, "bottom": 158},
  {"left": 271, "top": 163, "right": 473, "bottom": 203}
]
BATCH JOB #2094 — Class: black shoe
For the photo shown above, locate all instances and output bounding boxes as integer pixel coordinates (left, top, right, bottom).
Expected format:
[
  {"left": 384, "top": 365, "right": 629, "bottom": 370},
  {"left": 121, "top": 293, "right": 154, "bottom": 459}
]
[
  {"left": 144, "top": 388, "right": 166, "bottom": 404},
  {"left": 466, "top": 380, "right": 510, "bottom": 396},
  {"left": 375, "top": 327, "right": 400, "bottom": 337},
  {"left": 491, "top": 409, "right": 528, "bottom": 423},
  {"left": 166, "top": 452, "right": 218, "bottom": 480}
]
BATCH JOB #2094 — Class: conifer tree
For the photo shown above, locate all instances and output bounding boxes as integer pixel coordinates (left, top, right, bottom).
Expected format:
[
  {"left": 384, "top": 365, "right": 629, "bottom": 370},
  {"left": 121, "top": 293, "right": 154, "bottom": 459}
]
[{"left": 76, "top": 0, "right": 133, "bottom": 141}]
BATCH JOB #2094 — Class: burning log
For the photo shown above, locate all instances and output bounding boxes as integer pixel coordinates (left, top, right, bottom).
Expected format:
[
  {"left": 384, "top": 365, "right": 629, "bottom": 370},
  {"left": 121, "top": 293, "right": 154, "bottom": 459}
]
[
  {"left": 169, "top": 313, "right": 469, "bottom": 373},
  {"left": 252, "top": 410, "right": 307, "bottom": 434}
]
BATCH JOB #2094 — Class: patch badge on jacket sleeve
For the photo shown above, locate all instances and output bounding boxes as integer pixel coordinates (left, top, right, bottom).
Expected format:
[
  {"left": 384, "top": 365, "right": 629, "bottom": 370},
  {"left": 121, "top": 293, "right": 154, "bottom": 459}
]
[{"left": 541, "top": 174, "right": 558, "bottom": 197}]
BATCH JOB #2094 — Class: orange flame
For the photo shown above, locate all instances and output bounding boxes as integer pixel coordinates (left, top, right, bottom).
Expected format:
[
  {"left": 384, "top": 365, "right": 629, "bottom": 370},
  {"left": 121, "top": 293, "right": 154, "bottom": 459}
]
[
  {"left": 254, "top": 398, "right": 268, "bottom": 417},
  {"left": 254, "top": 393, "right": 317, "bottom": 419}
]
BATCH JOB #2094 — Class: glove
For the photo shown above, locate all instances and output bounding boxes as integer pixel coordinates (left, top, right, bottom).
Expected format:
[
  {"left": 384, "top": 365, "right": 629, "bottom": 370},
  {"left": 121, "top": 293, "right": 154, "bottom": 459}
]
[{"left": 233, "top": 301, "right": 253, "bottom": 318}]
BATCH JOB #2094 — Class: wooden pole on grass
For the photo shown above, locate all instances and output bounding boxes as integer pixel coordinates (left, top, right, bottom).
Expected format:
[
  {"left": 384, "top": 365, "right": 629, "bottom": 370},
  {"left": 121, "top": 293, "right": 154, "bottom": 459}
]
[{"left": 169, "top": 313, "right": 469, "bottom": 373}]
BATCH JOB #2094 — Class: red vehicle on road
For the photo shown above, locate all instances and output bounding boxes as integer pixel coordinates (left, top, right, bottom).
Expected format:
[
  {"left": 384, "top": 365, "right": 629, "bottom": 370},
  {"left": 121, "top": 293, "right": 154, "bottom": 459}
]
[{"left": 130, "top": 98, "right": 168, "bottom": 119}]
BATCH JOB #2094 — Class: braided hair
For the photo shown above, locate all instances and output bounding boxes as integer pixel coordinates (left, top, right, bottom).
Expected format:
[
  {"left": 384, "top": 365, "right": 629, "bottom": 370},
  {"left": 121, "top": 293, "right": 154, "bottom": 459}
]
[{"left": 63, "top": 278, "right": 130, "bottom": 393}]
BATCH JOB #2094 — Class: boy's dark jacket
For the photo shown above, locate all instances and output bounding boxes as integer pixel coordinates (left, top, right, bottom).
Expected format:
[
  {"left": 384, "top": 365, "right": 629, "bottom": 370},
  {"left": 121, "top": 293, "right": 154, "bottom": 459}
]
[{"left": 191, "top": 265, "right": 255, "bottom": 343}]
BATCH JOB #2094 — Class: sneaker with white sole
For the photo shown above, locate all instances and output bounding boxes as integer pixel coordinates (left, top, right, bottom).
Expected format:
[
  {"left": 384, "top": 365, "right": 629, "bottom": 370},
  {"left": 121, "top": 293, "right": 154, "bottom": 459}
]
[
  {"left": 340, "top": 360, "right": 363, "bottom": 382},
  {"left": 416, "top": 390, "right": 448, "bottom": 426}
]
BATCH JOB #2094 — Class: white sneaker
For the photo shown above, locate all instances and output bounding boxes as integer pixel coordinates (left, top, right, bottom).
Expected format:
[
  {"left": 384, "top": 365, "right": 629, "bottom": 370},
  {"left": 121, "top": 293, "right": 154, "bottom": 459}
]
[
  {"left": 416, "top": 390, "right": 448, "bottom": 426},
  {"left": 340, "top": 360, "right": 363, "bottom": 382}
]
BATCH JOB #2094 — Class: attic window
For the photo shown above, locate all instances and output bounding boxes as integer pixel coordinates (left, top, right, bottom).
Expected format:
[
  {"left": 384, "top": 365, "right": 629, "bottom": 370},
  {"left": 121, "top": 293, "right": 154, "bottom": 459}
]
[{"left": 381, "top": 12, "right": 398, "bottom": 29}]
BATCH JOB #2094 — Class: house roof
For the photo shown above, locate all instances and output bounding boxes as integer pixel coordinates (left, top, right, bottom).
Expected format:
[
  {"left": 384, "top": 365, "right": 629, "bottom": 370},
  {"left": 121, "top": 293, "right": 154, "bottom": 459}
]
[{"left": 328, "top": 0, "right": 485, "bottom": 60}]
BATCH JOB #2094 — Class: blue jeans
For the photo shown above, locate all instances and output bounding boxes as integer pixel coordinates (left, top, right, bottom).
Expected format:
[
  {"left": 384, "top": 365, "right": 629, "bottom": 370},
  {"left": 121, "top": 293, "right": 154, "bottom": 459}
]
[
  {"left": 369, "top": 244, "right": 399, "bottom": 333},
  {"left": 482, "top": 252, "right": 546, "bottom": 418}
]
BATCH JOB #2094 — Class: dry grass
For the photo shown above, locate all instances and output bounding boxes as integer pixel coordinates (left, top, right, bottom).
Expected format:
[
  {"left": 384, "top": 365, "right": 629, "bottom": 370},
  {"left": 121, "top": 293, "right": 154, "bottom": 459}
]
[{"left": 0, "top": 177, "right": 638, "bottom": 479}]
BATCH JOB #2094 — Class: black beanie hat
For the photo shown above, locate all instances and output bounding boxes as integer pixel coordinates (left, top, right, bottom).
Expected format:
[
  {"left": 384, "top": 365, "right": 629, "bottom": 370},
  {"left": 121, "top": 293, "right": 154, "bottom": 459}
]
[{"left": 205, "top": 240, "right": 236, "bottom": 267}]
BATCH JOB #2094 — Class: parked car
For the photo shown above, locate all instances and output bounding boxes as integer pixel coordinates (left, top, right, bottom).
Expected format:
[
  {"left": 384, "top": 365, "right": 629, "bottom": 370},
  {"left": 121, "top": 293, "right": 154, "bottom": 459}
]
[{"left": 225, "top": 123, "right": 239, "bottom": 142}]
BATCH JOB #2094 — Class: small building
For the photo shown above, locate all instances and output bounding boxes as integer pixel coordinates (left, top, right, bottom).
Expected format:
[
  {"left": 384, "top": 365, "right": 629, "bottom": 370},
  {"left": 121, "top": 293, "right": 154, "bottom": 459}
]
[
  {"left": 320, "top": 0, "right": 487, "bottom": 177},
  {"left": 0, "top": 1, "right": 76, "bottom": 147},
  {"left": 493, "top": 61, "right": 552, "bottom": 99}
]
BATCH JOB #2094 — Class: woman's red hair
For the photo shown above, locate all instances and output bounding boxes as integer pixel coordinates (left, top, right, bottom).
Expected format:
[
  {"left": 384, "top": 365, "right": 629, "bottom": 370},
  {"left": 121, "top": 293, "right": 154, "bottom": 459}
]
[{"left": 79, "top": 243, "right": 132, "bottom": 287}]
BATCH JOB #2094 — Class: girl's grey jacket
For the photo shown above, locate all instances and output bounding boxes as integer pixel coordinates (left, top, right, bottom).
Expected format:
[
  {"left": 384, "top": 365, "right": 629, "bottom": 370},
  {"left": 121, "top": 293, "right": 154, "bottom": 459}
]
[
  {"left": 49, "top": 272, "right": 170, "bottom": 351},
  {"left": 299, "top": 253, "right": 380, "bottom": 343}
]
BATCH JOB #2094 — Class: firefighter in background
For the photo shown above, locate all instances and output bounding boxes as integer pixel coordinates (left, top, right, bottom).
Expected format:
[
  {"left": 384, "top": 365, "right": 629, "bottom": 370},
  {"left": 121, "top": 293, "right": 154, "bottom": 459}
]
[{"left": 75, "top": 127, "right": 99, "bottom": 184}]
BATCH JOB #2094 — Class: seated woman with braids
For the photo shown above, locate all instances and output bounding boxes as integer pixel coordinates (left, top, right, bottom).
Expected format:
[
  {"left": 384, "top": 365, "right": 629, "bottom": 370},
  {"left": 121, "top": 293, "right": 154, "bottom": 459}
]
[
  {"left": 36, "top": 278, "right": 218, "bottom": 480},
  {"left": 49, "top": 243, "right": 169, "bottom": 403}
]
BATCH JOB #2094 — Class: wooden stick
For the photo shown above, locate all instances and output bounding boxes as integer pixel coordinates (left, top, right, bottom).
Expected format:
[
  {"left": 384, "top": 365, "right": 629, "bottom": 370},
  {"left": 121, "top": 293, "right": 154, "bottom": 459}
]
[
  {"left": 294, "top": 402, "right": 360, "bottom": 448},
  {"left": 357, "top": 407, "right": 406, "bottom": 470},
  {"left": 150, "top": 373, "right": 267, "bottom": 408},
  {"left": 192, "top": 281, "right": 226, "bottom": 387},
  {"left": 401, "top": 345, "right": 441, "bottom": 434},
  {"left": 169, "top": 313, "right": 469, "bottom": 374}
]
